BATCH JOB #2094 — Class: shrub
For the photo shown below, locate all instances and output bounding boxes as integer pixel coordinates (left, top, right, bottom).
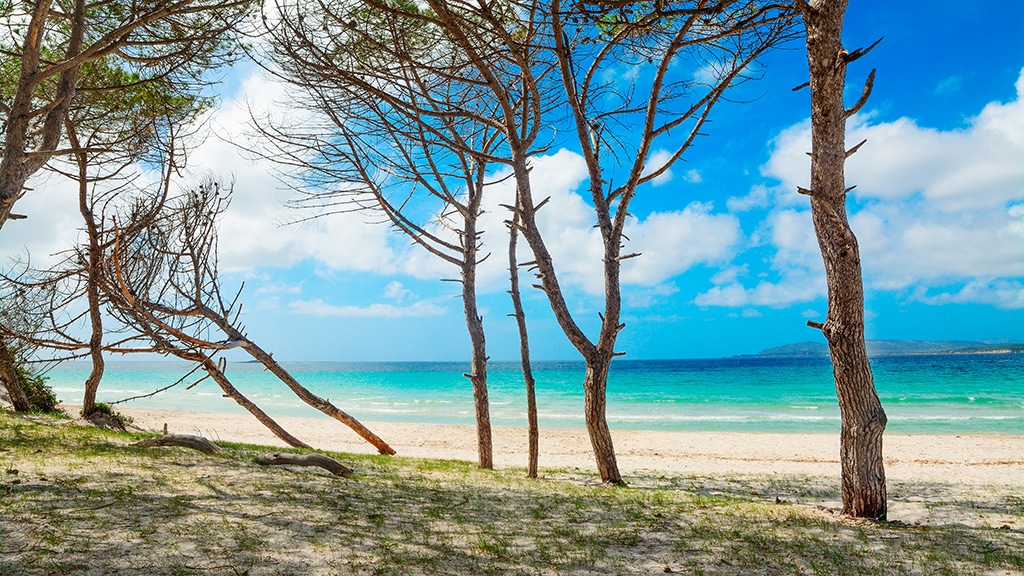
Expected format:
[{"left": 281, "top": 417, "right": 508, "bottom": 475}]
[{"left": 16, "top": 366, "right": 66, "bottom": 416}]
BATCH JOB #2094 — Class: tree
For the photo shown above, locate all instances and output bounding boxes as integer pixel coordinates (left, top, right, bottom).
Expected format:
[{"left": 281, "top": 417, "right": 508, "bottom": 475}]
[
  {"left": 256, "top": 0, "right": 559, "bottom": 468},
  {"left": 0, "top": 55, "right": 211, "bottom": 417},
  {"left": 0, "top": 0, "right": 250, "bottom": 230},
  {"left": 99, "top": 178, "right": 395, "bottom": 454},
  {"left": 506, "top": 208, "right": 539, "bottom": 478},
  {"left": 794, "top": 0, "right": 886, "bottom": 519},
  {"left": 503, "top": 0, "right": 794, "bottom": 483}
]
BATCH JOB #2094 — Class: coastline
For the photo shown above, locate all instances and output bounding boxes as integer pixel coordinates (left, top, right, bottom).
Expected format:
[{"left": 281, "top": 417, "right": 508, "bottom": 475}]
[{"left": 112, "top": 405, "right": 1024, "bottom": 487}]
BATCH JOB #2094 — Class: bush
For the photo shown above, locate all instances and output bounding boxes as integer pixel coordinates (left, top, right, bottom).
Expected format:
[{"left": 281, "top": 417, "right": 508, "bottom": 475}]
[
  {"left": 88, "top": 402, "right": 133, "bottom": 428},
  {"left": 16, "top": 366, "right": 66, "bottom": 416}
]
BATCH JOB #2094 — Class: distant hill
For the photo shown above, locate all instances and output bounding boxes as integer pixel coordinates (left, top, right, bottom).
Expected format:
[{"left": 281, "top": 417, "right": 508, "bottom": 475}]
[{"left": 753, "top": 339, "right": 1024, "bottom": 357}]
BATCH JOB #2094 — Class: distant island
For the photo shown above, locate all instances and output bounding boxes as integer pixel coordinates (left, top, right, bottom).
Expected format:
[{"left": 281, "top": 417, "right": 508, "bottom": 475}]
[{"left": 751, "top": 339, "right": 1024, "bottom": 357}]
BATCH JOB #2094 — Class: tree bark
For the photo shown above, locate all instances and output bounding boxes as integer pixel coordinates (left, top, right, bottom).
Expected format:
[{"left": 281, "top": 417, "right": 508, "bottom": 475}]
[
  {"left": 0, "top": 341, "right": 31, "bottom": 412},
  {"left": 70, "top": 126, "right": 105, "bottom": 416},
  {"left": 202, "top": 316, "right": 396, "bottom": 455},
  {"left": 799, "top": 0, "right": 887, "bottom": 519},
  {"left": 256, "top": 452, "right": 352, "bottom": 476},
  {"left": 582, "top": 355, "right": 621, "bottom": 484},
  {"left": 507, "top": 211, "right": 539, "bottom": 478},
  {"left": 461, "top": 175, "right": 493, "bottom": 469},
  {"left": 196, "top": 355, "right": 313, "bottom": 450},
  {"left": 133, "top": 434, "right": 221, "bottom": 454}
]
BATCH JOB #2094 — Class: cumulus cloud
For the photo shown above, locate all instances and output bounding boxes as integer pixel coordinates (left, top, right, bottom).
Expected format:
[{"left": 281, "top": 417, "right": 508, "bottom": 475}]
[{"left": 704, "top": 67, "right": 1024, "bottom": 309}]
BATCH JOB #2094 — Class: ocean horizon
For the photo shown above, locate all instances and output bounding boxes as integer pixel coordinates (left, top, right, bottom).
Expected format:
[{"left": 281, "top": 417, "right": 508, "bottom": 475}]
[{"left": 43, "top": 353, "right": 1024, "bottom": 435}]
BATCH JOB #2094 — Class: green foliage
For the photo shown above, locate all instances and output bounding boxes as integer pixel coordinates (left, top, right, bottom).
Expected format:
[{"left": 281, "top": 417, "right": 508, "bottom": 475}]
[
  {"left": 84, "top": 402, "right": 133, "bottom": 427},
  {"left": 14, "top": 366, "right": 65, "bottom": 417}
]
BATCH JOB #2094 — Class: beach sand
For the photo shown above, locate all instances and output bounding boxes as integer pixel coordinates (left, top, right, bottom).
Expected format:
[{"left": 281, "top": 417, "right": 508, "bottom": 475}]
[
  {"left": 115, "top": 405, "right": 1023, "bottom": 485},
  {"left": 109, "top": 405, "right": 1023, "bottom": 528}
]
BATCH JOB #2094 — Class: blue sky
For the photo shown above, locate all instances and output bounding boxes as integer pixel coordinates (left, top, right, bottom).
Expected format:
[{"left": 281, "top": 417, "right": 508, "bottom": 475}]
[{"left": 6, "top": 0, "right": 1024, "bottom": 361}]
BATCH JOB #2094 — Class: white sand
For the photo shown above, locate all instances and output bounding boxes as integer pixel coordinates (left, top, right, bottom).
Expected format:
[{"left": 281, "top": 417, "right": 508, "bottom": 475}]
[{"left": 115, "top": 405, "right": 1024, "bottom": 487}]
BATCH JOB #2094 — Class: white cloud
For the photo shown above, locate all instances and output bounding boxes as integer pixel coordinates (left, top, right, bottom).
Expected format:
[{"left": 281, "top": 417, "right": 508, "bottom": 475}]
[
  {"left": 383, "top": 281, "right": 412, "bottom": 300},
  {"left": 642, "top": 149, "right": 675, "bottom": 186},
  {"left": 289, "top": 298, "right": 447, "bottom": 318},
  {"left": 712, "top": 67, "right": 1024, "bottom": 308}
]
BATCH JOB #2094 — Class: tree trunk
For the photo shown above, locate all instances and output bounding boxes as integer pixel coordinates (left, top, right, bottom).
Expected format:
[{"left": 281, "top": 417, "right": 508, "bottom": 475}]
[
  {"left": 462, "top": 179, "right": 493, "bottom": 469},
  {"left": 0, "top": 341, "right": 31, "bottom": 412},
  {"left": 463, "top": 285, "right": 493, "bottom": 469},
  {"left": 582, "top": 355, "right": 622, "bottom": 484},
  {"left": 196, "top": 354, "right": 313, "bottom": 450},
  {"left": 197, "top": 310, "right": 396, "bottom": 455},
  {"left": 71, "top": 127, "right": 104, "bottom": 416},
  {"left": 800, "top": 0, "right": 887, "bottom": 519},
  {"left": 507, "top": 211, "right": 539, "bottom": 478},
  {"left": 0, "top": 0, "right": 84, "bottom": 230}
]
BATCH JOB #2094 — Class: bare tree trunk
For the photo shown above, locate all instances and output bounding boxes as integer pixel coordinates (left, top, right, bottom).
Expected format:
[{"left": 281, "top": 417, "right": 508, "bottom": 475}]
[
  {"left": 507, "top": 211, "right": 539, "bottom": 478},
  {"left": 200, "top": 313, "right": 396, "bottom": 455},
  {"left": 463, "top": 266, "right": 493, "bottom": 469},
  {"left": 197, "top": 354, "right": 313, "bottom": 449},
  {"left": 582, "top": 354, "right": 621, "bottom": 483},
  {"left": 799, "top": 0, "right": 887, "bottom": 519},
  {"left": 512, "top": 156, "right": 623, "bottom": 485},
  {"left": 0, "top": 341, "right": 31, "bottom": 411},
  {"left": 71, "top": 128, "right": 104, "bottom": 416}
]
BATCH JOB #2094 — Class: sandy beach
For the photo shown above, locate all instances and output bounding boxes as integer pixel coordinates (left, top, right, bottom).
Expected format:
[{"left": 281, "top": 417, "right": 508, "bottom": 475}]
[{"left": 115, "top": 405, "right": 1024, "bottom": 487}]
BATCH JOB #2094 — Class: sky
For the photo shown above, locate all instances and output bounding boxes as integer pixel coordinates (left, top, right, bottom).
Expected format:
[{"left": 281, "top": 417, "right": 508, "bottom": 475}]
[{"left": 4, "top": 0, "right": 1024, "bottom": 361}]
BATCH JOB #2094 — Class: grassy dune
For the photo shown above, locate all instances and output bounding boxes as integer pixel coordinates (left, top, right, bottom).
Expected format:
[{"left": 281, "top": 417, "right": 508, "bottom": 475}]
[{"left": 1, "top": 411, "right": 1022, "bottom": 575}]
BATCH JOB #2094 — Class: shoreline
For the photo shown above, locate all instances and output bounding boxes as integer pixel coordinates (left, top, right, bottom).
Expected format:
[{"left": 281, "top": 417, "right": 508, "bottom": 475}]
[{"left": 109, "top": 405, "right": 1023, "bottom": 487}]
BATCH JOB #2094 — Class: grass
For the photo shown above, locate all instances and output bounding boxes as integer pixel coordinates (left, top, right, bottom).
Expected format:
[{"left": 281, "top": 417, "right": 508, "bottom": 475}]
[{"left": 1, "top": 411, "right": 1022, "bottom": 575}]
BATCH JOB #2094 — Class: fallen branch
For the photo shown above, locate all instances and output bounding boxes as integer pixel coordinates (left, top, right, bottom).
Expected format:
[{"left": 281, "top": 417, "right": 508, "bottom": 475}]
[
  {"left": 256, "top": 452, "right": 352, "bottom": 476},
  {"left": 133, "top": 434, "right": 221, "bottom": 454}
]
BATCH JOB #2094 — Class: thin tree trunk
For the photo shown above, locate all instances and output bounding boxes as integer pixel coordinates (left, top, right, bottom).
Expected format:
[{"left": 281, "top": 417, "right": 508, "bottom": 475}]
[
  {"left": 207, "top": 324, "right": 396, "bottom": 455},
  {"left": 800, "top": 0, "right": 887, "bottom": 519},
  {"left": 71, "top": 128, "right": 104, "bottom": 416},
  {"left": 462, "top": 174, "right": 492, "bottom": 469},
  {"left": 511, "top": 155, "right": 623, "bottom": 484},
  {"left": 463, "top": 279, "right": 493, "bottom": 469},
  {"left": 507, "top": 211, "right": 539, "bottom": 478},
  {"left": 197, "top": 354, "right": 312, "bottom": 449},
  {"left": 0, "top": 341, "right": 31, "bottom": 411}
]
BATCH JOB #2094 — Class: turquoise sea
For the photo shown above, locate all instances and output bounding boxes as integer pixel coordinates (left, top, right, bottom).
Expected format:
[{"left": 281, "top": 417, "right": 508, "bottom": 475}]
[{"left": 45, "top": 354, "right": 1024, "bottom": 435}]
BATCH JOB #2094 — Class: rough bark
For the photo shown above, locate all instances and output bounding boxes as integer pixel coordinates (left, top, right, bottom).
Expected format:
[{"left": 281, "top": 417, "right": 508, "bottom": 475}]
[
  {"left": 511, "top": 155, "right": 623, "bottom": 485},
  {"left": 70, "top": 128, "right": 105, "bottom": 416},
  {"left": 463, "top": 262, "right": 493, "bottom": 469},
  {"left": 133, "top": 434, "right": 221, "bottom": 454},
  {"left": 256, "top": 452, "right": 353, "bottom": 476},
  {"left": 461, "top": 169, "right": 492, "bottom": 470},
  {"left": 798, "top": 0, "right": 887, "bottom": 519},
  {"left": 0, "top": 342, "right": 31, "bottom": 412},
  {"left": 195, "top": 355, "right": 313, "bottom": 450},
  {"left": 507, "top": 211, "right": 539, "bottom": 478},
  {"left": 0, "top": 0, "right": 84, "bottom": 229},
  {"left": 203, "top": 317, "right": 396, "bottom": 456}
]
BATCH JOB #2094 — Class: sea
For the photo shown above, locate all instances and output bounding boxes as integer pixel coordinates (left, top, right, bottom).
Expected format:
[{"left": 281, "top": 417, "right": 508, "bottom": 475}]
[{"left": 43, "top": 354, "right": 1024, "bottom": 435}]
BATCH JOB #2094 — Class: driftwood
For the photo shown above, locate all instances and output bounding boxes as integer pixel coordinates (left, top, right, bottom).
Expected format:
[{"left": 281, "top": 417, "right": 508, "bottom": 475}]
[
  {"left": 133, "top": 434, "right": 221, "bottom": 454},
  {"left": 256, "top": 452, "right": 352, "bottom": 476}
]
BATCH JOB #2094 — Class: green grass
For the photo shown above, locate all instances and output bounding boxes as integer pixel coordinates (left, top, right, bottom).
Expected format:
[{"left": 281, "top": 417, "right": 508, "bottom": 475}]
[{"left": 1, "top": 410, "right": 1021, "bottom": 575}]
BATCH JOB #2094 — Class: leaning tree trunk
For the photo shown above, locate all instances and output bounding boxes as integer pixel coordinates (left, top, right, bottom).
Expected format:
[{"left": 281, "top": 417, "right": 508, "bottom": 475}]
[{"left": 800, "top": 0, "right": 887, "bottom": 519}]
